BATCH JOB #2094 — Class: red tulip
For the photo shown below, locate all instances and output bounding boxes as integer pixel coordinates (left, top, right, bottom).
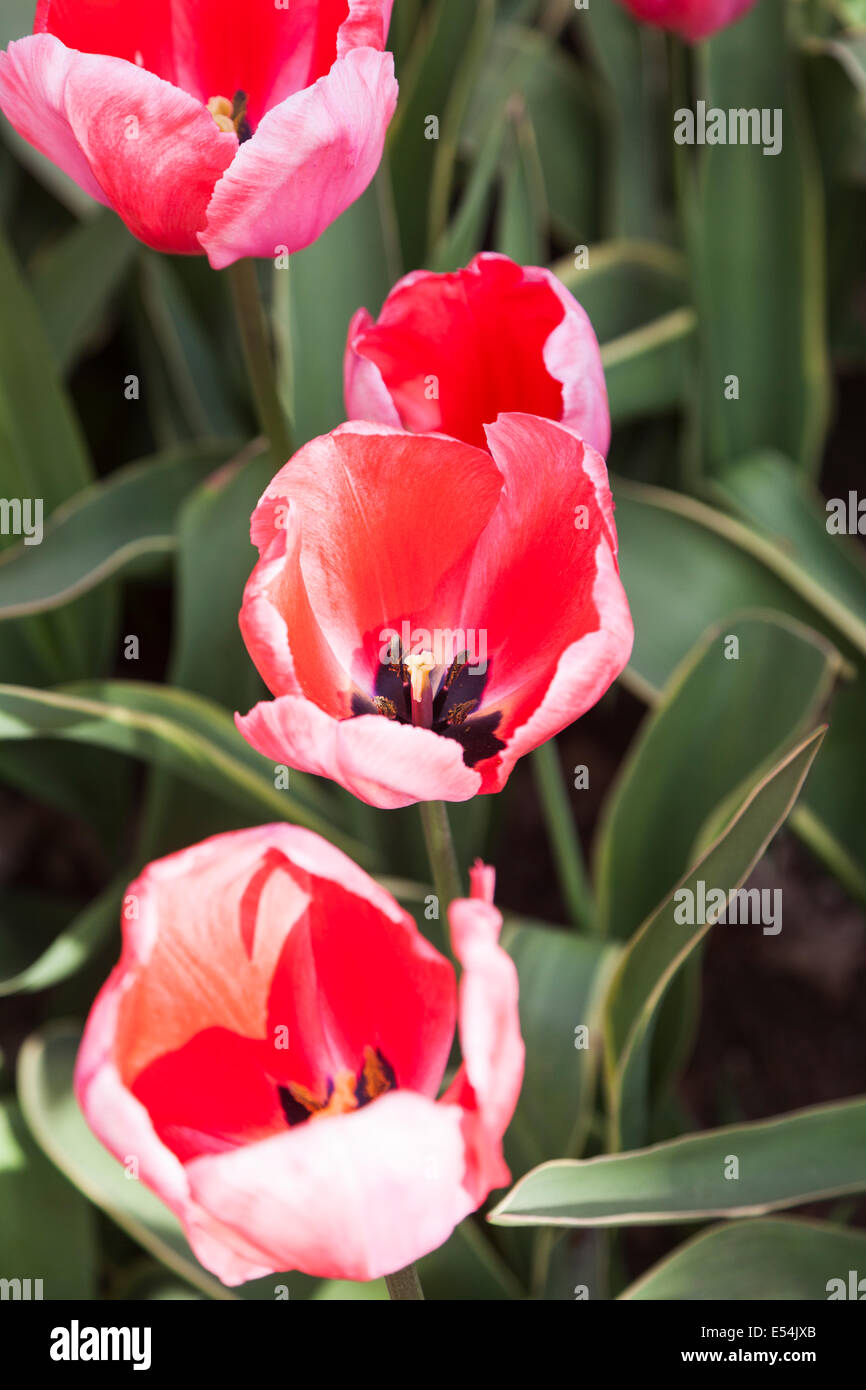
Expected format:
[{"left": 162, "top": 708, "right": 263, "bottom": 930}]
[
  {"left": 75, "top": 827, "right": 524, "bottom": 1284},
  {"left": 236, "top": 416, "right": 632, "bottom": 809},
  {"left": 345, "top": 252, "right": 610, "bottom": 458},
  {"left": 0, "top": 1, "right": 397, "bottom": 266},
  {"left": 615, "top": 0, "right": 757, "bottom": 41}
]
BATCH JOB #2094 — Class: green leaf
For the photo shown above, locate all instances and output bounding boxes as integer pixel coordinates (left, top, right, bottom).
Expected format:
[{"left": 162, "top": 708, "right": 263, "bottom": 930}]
[
  {"left": 602, "top": 308, "right": 697, "bottom": 424},
  {"left": 494, "top": 100, "right": 548, "bottom": 265},
  {"left": 169, "top": 445, "right": 273, "bottom": 711},
  {"left": 139, "top": 255, "right": 248, "bottom": 440},
  {"left": 16, "top": 1024, "right": 319, "bottom": 1302},
  {"left": 388, "top": 0, "right": 484, "bottom": 267},
  {"left": 614, "top": 478, "right": 866, "bottom": 899},
  {"left": 0, "top": 876, "right": 123, "bottom": 998},
  {"left": 622, "top": 1217, "right": 866, "bottom": 1300},
  {"left": 0, "top": 223, "right": 115, "bottom": 685},
  {"left": 696, "top": 0, "right": 830, "bottom": 473},
  {"left": 595, "top": 613, "right": 844, "bottom": 940},
  {"left": 0, "top": 224, "right": 91, "bottom": 506},
  {"left": 582, "top": 0, "right": 665, "bottom": 239},
  {"left": 133, "top": 445, "right": 331, "bottom": 861},
  {"left": 277, "top": 176, "right": 399, "bottom": 445},
  {"left": 0, "top": 443, "right": 239, "bottom": 621},
  {"left": 554, "top": 240, "right": 690, "bottom": 345},
  {"left": 714, "top": 452, "right": 866, "bottom": 661},
  {"left": 0, "top": 1094, "right": 96, "bottom": 1298},
  {"left": 30, "top": 211, "right": 137, "bottom": 374},
  {"left": 464, "top": 25, "right": 601, "bottom": 247},
  {"left": 501, "top": 920, "right": 619, "bottom": 1176},
  {"left": 0, "top": 681, "right": 369, "bottom": 864},
  {"left": 417, "top": 1217, "right": 526, "bottom": 1300},
  {"left": 604, "top": 729, "right": 825, "bottom": 1151},
  {"left": 491, "top": 1095, "right": 866, "bottom": 1227}
]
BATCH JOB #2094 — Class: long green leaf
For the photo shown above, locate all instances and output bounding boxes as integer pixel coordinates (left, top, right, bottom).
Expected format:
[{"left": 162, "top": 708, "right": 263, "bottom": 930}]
[
  {"left": 0, "top": 443, "right": 238, "bottom": 620},
  {"left": 0, "top": 681, "right": 369, "bottom": 863},
  {"left": 595, "top": 613, "right": 844, "bottom": 939},
  {"left": 491, "top": 1095, "right": 866, "bottom": 1226},
  {"left": 605, "top": 728, "right": 825, "bottom": 1150},
  {"left": 621, "top": 1217, "right": 866, "bottom": 1300}
]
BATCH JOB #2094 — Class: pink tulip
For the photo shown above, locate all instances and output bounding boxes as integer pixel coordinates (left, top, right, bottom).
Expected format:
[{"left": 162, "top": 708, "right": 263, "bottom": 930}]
[
  {"left": 345, "top": 253, "right": 611, "bottom": 458},
  {"left": 236, "top": 417, "right": 633, "bottom": 809},
  {"left": 75, "top": 827, "right": 524, "bottom": 1284},
  {"left": 615, "top": 0, "right": 757, "bottom": 41},
  {"left": 0, "top": 1, "right": 397, "bottom": 267}
]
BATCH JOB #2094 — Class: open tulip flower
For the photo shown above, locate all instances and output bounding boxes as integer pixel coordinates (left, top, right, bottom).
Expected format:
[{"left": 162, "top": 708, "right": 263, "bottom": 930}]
[
  {"left": 75, "top": 827, "right": 523, "bottom": 1285},
  {"left": 615, "top": 0, "right": 757, "bottom": 41},
  {"left": 0, "top": 1, "right": 397, "bottom": 266},
  {"left": 236, "top": 415, "right": 633, "bottom": 809},
  {"left": 345, "top": 252, "right": 611, "bottom": 459}
]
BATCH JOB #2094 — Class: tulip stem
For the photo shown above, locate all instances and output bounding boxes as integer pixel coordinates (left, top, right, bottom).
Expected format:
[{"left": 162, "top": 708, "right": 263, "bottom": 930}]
[
  {"left": 419, "top": 800, "right": 463, "bottom": 916},
  {"left": 227, "top": 258, "right": 294, "bottom": 465},
  {"left": 385, "top": 1262, "right": 425, "bottom": 1301},
  {"left": 532, "top": 740, "right": 595, "bottom": 933}
]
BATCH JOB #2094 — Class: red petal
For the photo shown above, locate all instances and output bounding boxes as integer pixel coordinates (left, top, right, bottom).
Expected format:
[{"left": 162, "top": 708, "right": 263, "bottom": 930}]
[
  {"left": 199, "top": 48, "right": 397, "bottom": 267},
  {"left": 458, "top": 414, "right": 617, "bottom": 736},
  {"left": 265, "top": 871, "right": 456, "bottom": 1097},
  {"left": 244, "top": 423, "right": 501, "bottom": 690},
  {"left": 347, "top": 254, "right": 566, "bottom": 450},
  {"left": 130, "top": 1028, "right": 284, "bottom": 1163},
  {"left": 0, "top": 36, "right": 237, "bottom": 252},
  {"left": 185, "top": 1092, "right": 472, "bottom": 1282},
  {"left": 236, "top": 697, "right": 484, "bottom": 808}
]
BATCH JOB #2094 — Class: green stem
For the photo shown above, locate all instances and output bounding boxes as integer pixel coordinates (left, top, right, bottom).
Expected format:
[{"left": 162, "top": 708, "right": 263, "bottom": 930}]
[
  {"left": 385, "top": 1262, "right": 425, "bottom": 1301},
  {"left": 532, "top": 740, "right": 595, "bottom": 932},
  {"left": 227, "top": 258, "right": 294, "bottom": 464},
  {"left": 419, "top": 800, "right": 462, "bottom": 914}
]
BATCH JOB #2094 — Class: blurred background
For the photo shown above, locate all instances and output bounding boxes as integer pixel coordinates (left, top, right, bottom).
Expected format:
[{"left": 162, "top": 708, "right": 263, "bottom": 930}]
[{"left": 0, "top": 0, "right": 865, "bottom": 1300}]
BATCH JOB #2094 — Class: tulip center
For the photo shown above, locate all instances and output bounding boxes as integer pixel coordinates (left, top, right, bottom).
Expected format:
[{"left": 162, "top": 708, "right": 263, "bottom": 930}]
[
  {"left": 351, "top": 647, "right": 506, "bottom": 769},
  {"left": 207, "top": 91, "right": 252, "bottom": 142},
  {"left": 277, "top": 1046, "right": 397, "bottom": 1128}
]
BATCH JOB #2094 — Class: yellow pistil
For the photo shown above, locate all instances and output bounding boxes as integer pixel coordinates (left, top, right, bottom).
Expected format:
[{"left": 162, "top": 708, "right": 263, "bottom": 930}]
[
  {"left": 207, "top": 95, "right": 235, "bottom": 133},
  {"left": 404, "top": 650, "right": 436, "bottom": 727}
]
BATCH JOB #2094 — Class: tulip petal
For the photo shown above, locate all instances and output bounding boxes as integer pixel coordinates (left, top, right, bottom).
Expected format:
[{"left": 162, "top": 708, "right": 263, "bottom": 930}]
[
  {"left": 453, "top": 414, "right": 623, "bottom": 736},
  {"left": 239, "top": 504, "right": 351, "bottom": 716},
  {"left": 244, "top": 423, "right": 501, "bottom": 687},
  {"left": 343, "top": 308, "right": 404, "bottom": 429},
  {"left": 109, "top": 824, "right": 401, "bottom": 1084},
  {"left": 199, "top": 47, "right": 397, "bottom": 268},
  {"left": 345, "top": 253, "right": 610, "bottom": 456},
  {"left": 441, "top": 893, "right": 523, "bottom": 1204},
  {"left": 131, "top": 1028, "right": 285, "bottom": 1163},
  {"left": 236, "top": 696, "right": 483, "bottom": 809},
  {"left": 0, "top": 35, "right": 237, "bottom": 253},
  {"left": 265, "top": 874, "right": 456, "bottom": 1097},
  {"left": 185, "top": 1091, "right": 473, "bottom": 1282},
  {"left": 337, "top": 0, "right": 395, "bottom": 56},
  {"left": 35, "top": 0, "right": 177, "bottom": 80},
  {"left": 618, "top": 0, "right": 756, "bottom": 42},
  {"left": 448, "top": 896, "right": 523, "bottom": 1145},
  {"left": 76, "top": 991, "right": 283, "bottom": 1285}
]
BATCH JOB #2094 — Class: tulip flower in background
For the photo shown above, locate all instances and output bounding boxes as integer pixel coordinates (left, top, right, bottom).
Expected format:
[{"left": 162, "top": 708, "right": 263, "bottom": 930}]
[
  {"left": 345, "top": 252, "right": 611, "bottom": 459},
  {"left": 75, "top": 827, "right": 523, "bottom": 1286},
  {"left": 235, "top": 416, "right": 632, "bottom": 809},
  {"left": 615, "top": 0, "right": 758, "bottom": 41},
  {"left": 0, "top": 0, "right": 397, "bottom": 266}
]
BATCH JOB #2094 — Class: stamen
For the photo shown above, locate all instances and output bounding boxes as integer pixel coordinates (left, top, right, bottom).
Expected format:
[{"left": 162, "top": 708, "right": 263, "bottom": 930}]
[
  {"left": 207, "top": 95, "right": 235, "bottom": 133},
  {"left": 404, "top": 650, "right": 436, "bottom": 728},
  {"left": 207, "top": 92, "right": 252, "bottom": 141}
]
